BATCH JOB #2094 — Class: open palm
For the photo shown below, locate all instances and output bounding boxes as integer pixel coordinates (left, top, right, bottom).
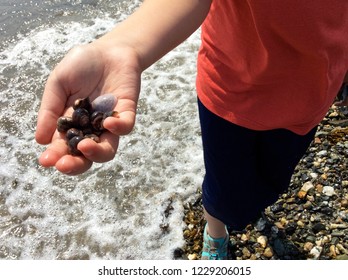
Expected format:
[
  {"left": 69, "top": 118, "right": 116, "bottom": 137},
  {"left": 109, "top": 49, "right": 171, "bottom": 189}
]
[{"left": 35, "top": 43, "right": 141, "bottom": 175}]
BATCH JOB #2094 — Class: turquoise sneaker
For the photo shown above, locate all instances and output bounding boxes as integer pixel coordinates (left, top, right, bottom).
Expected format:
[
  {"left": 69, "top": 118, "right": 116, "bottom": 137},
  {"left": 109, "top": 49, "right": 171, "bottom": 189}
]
[{"left": 201, "top": 224, "right": 229, "bottom": 260}]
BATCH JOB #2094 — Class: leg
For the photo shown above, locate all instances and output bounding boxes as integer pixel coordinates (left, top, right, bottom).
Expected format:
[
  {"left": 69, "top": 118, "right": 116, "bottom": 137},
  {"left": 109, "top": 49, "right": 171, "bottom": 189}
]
[
  {"left": 204, "top": 207, "right": 226, "bottom": 238},
  {"left": 198, "top": 98, "right": 260, "bottom": 230}
]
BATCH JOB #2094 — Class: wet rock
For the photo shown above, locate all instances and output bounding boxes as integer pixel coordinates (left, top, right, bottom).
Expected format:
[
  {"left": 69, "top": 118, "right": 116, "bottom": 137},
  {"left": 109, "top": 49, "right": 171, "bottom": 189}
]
[
  {"left": 257, "top": 235, "right": 268, "bottom": 248},
  {"left": 263, "top": 247, "right": 274, "bottom": 258},
  {"left": 312, "top": 222, "right": 326, "bottom": 234},
  {"left": 309, "top": 246, "right": 322, "bottom": 259},
  {"left": 336, "top": 254, "right": 348, "bottom": 260},
  {"left": 298, "top": 182, "right": 314, "bottom": 199},
  {"left": 322, "top": 186, "right": 335, "bottom": 197}
]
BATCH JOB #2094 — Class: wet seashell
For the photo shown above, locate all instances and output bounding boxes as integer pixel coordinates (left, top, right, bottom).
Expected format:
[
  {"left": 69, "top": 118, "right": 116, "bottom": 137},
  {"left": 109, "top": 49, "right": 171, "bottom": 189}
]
[
  {"left": 104, "top": 110, "right": 119, "bottom": 119},
  {"left": 90, "top": 111, "right": 105, "bottom": 131},
  {"left": 72, "top": 108, "right": 90, "bottom": 128},
  {"left": 57, "top": 116, "right": 74, "bottom": 132},
  {"left": 66, "top": 128, "right": 83, "bottom": 141},
  {"left": 84, "top": 134, "right": 100, "bottom": 143},
  {"left": 73, "top": 97, "right": 92, "bottom": 112},
  {"left": 82, "top": 127, "right": 94, "bottom": 136},
  {"left": 68, "top": 136, "right": 84, "bottom": 156},
  {"left": 92, "top": 94, "right": 117, "bottom": 112}
]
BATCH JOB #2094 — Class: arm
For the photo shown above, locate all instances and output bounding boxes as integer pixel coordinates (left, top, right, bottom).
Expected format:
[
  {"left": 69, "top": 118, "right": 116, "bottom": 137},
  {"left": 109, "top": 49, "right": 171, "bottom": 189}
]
[
  {"left": 35, "top": 0, "right": 212, "bottom": 175},
  {"left": 96, "top": 0, "right": 212, "bottom": 70}
]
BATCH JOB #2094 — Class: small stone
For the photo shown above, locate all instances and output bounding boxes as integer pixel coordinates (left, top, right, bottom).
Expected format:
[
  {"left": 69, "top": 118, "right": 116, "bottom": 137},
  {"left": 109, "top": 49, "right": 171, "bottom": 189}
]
[
  {"left": 331, "top": 230, "right": 345, "bottom": 237},
  {"left": 317, "top": 150, "right": 328, "bottom": 156},
  {"left": 242, "top": 247, "right": 251, "bottom": 258},
  {"left": 303, "top": 242, "right": 314, "bottom": 252},
  {"left": 263, "top": 247, "right": 274, "bottom": 258},
  {"left": 336, "top": 244, "right": 348, "bottom": 254},
  {"left": 303, "top": 201, "right": 313, "bottom": 209},
  {"left": 241, "top": 233, "right": 249, "bottom": 242},
  {"left": 257, "top": 235, "right": 268, "bottom": 248},
  {"left": 280, "top": 217, "right": 288, "bottom": 226},
  {"left": 309, "top": 246, "right": 322, "bottom": 259},
  {"left": 329, "top": 111, "right": 339, "bottom": 117},
  {"left": 298, "top": 182, "right": 314, "bottom": 199},
  {"left": 322, "top": 186, "right": 335, "bottom": 197},
  {"left": 312, "top": 222, "right": 326, "bottom": 233},
  {"left": 315, "top": 184, "right": 323, "bottom": 193},
  {"left": 341, "top": 199, "right": 348, "bottom": 208},
  {"left": 255, "top": 218, "right": 267, "bottom": 231},
  {"left": 297, "top": 220, "right": 305, "bottom": 228},
  {"left": 306, "top": 235, "right": 317, "bottom": 243},
  {"left": 329, "top": 223, "right": 348, "bottom": 230},
  {"left": 336, "top": 254, "right": 348, "bottom": 260},
  {"left": 329, "top": 245, "right": 337, "bottom": 258},
  {"left": 188, "top": 253, "right": 198, "bottom": 260},
  {"left": 274, "top": 222, "right": 284, "bottom": 229}
]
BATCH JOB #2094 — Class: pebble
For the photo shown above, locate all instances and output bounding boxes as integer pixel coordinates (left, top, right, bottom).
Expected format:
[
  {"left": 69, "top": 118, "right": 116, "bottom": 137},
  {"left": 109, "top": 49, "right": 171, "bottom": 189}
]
[
  {"left": 187, "top": 253, "right": 198, "bottom": 260},
  {"left": 263, "top": 247, "right": 273, "bottom": 258},
  {"left": 298, "top": 181, "right": 314, "bottom": 199},
  {"left": 322, "top": 186, "right": 335, "bottom": 197},
  {"left": 303, "top": 242, "right": 314, "bottom": 252},
  {"left": 309, "top": 246, "right": 322, "bottom": 259},
  {"left": 257, "top": 235, "right": 268, "bottom": 248}
]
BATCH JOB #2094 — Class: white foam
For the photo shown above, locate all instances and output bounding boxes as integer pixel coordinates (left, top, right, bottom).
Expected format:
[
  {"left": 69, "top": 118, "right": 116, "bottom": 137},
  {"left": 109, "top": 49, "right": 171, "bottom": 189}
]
[{"left": 0, "top": 1, "right": 203, "bottom": 260}]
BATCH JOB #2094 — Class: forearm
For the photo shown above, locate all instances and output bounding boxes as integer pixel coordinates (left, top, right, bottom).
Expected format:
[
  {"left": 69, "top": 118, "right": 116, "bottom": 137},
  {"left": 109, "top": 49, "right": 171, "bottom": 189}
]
[
  {"left": 94, "top": 0, "right": 212, "bottom": 71},
  {"left": 344, "top": 72, "right": 348, "bottom": 83}
]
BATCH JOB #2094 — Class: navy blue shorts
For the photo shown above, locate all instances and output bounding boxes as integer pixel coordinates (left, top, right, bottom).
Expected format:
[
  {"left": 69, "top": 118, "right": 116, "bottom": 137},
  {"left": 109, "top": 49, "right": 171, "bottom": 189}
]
[{"left": 198, "top": 99, "right": 317, "bottom": 230}]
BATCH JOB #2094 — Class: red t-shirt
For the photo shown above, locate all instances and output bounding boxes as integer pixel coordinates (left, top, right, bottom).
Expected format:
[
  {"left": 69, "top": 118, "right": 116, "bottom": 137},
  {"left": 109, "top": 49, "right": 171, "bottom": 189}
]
[{"left": 197, "top": 1, "right": 348, "bottom": 135}]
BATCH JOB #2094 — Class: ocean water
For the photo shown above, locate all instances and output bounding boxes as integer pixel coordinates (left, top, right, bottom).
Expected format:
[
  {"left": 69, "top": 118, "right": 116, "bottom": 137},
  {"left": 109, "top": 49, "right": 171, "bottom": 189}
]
[{"left": 0, "top": 0, "right": 204, "bottom": 259}]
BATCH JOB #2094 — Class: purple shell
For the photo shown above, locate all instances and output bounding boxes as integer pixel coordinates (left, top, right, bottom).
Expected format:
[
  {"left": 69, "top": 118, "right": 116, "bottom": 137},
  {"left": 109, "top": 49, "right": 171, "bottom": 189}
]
[{"left": 91, "top": 94, "right": 117, "bottom": 112}]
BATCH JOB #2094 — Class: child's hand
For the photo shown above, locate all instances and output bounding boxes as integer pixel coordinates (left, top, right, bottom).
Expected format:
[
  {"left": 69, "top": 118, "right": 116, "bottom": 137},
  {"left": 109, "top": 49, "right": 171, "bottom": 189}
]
[{"left": 35, "top": 43, "right": 141, "bottom": 175}]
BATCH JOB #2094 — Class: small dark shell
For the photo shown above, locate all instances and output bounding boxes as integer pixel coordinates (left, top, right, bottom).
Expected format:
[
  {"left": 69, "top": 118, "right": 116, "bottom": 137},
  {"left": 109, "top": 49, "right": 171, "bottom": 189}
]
[
  {"left": 73, "top": 97, "right": 92, "bottom": 112},
  {"left": 90, "top": 111, "right": 104, "bottom": 131},
  {"left": 72, "top": 108, "right": 90, "bottom": 128},
  {"left": 68, "top": 136, "right": 84, "bottom": 156},
  {"left": 84, "top": 134, "right": 100, "bottom": 143},
  {"left": 104, "top": 110, "right": 119, "bottom": 119},
  {"left": 66, "top": 128, "right": 83, "bottom": 141},
  {"left": 57, "top": 116, "right": 74, "bottom": 133},
  {"left": 82, "top": 127, "right": 94, "bottom": 136}
]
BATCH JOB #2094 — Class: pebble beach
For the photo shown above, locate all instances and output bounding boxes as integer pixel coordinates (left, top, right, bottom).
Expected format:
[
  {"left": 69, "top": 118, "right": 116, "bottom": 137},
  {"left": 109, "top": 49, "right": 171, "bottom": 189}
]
[{"left": 179, "top": 104, "right": 348, "bottom": 260}]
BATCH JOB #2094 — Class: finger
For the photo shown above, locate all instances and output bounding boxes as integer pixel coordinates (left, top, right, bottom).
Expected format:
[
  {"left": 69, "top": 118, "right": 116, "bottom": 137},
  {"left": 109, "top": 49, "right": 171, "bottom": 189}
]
[
  {"left": 38, "top": 138, "right": 69, "bottom": 167},
  {"left": 103, "top": 111, "right": 136, "bottom": 136},
  {"left": 55, "top": 155, "right": 93, "bottom": 176},
  {"left": 38, "top": 135, "right": 93, "bottom": 175},
  {"left": 35, "top": 74, "right": 68, "bottom": 144},
  {"left": 77, "top": 134, "right": 119, "bottom": 163}
]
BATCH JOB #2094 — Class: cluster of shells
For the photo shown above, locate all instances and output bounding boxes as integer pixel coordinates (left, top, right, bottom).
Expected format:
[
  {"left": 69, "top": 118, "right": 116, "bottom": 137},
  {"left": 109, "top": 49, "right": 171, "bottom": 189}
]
[{"left": 56, "top": 94, "right": 118, "bottom": 155}]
